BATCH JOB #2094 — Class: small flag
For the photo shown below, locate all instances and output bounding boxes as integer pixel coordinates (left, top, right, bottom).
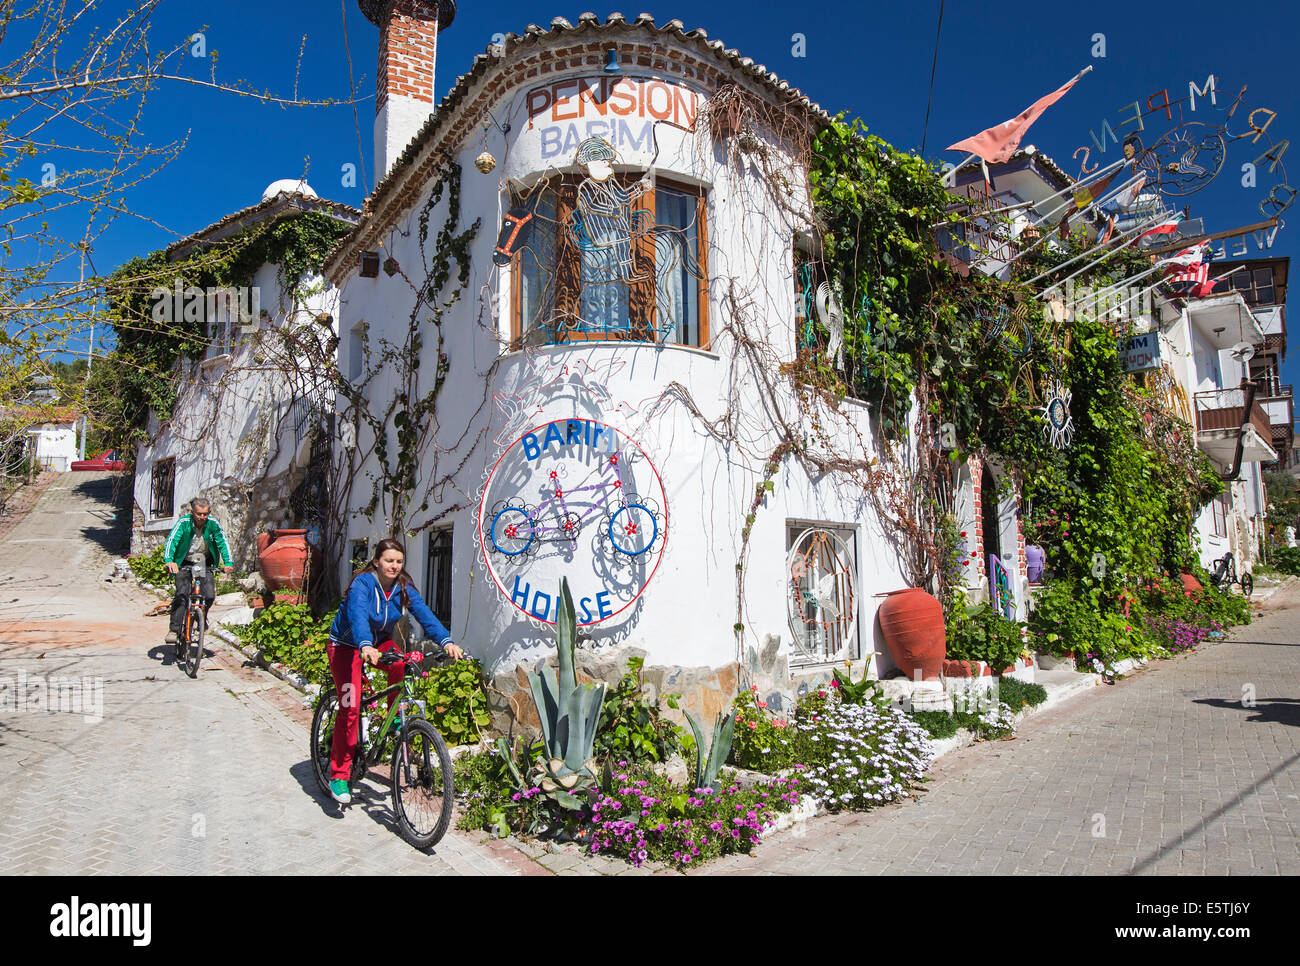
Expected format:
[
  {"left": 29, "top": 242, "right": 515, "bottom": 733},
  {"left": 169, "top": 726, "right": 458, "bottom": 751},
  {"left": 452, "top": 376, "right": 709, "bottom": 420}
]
[
  {"left": 1110, "top": 172, "right": 1148, "bottom": 211},
  {"left": 1131, "top": 213, "right": 1183, "bottom": 246},
  {"left": 1157, "top": 243, "right": 1207, "bottom": 271},
  {"left": 946, "top": 67, "right": 1092, "bottom": 164},
  {"left": 1059, "top": 167, "right": 1122, "bottom": 239}
]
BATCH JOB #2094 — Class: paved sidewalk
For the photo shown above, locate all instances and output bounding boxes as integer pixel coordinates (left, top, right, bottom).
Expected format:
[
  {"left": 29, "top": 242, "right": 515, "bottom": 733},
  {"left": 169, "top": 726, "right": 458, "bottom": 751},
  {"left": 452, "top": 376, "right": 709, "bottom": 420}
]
[
  {"left": 0, "top": 474, "right": 515, "bottom": 875},
  {"left": 697, "top": 605, "right": 1300, "bottom": 875}
]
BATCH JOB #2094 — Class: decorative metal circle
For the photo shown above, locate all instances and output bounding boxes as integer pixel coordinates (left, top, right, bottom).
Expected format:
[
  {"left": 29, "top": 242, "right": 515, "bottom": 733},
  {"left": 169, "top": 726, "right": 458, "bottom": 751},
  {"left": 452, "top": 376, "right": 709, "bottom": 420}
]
[
  {"left": 1039, "top": 379, "right": 1075, "bottom": 450},
  {"left": 786, "top": 527, "right": 857, "bottom": 660},
  {"left": 1138, "top": 121, "right": 1226, "bottom": 197},
  {"left": 489, "top": 504, "right": 536, "bottom": 556},
  {"left": 607, "top": 503, "right": 659, "bottom": 556}
]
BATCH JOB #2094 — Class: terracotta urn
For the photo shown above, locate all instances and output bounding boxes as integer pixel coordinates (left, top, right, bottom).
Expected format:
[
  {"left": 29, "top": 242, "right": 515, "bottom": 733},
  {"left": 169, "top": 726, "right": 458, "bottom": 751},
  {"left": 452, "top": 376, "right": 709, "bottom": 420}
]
[
  {"left": 257, "top": 528, "right": 316, "bottom": 591},
  {"left": 878, "top": 588, "right": 946, "bottom": 681},
  {"left": 1180, "top": 573, "right": 1203, "bottom": 598}
]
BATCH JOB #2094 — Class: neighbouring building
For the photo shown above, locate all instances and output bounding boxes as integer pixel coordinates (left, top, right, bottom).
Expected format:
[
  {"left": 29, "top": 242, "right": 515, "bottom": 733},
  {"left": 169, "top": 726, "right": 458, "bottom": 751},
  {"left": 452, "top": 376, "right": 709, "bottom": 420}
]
[{"left": 130, "top": 182, "right": 359, "bottom": 567}]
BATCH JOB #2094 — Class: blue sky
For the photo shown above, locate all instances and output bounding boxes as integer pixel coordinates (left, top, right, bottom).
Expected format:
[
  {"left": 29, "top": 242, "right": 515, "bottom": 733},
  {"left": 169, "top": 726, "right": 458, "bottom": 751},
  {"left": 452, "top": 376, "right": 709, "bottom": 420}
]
[{"left": 34, "top": 0, "right": 1300, "bottom": 383}]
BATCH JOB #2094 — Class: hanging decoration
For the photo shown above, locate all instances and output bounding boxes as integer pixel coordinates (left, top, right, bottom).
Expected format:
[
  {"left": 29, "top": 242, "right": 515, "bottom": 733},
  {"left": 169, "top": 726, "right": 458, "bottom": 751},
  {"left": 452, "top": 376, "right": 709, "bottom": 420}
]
[
  {"left": 1040, "top": 375, "right": 1074, "bottom": 450},
  {"left": 475, "top": 151, "right": 497, "bottom": 174}
]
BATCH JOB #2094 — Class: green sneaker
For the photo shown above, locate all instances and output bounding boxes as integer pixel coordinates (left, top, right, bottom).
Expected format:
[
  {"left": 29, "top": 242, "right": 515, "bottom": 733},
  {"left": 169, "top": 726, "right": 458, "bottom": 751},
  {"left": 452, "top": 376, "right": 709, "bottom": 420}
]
[{"left": 329, "top": 779, "right": 351, "bottom": 805}]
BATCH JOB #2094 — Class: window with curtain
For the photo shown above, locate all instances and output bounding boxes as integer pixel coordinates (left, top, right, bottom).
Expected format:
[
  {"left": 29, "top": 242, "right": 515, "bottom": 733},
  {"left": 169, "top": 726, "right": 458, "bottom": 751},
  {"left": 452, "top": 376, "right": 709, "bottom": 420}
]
[{"left": 514, "top": 176, "right": 707, "bottom": 346}]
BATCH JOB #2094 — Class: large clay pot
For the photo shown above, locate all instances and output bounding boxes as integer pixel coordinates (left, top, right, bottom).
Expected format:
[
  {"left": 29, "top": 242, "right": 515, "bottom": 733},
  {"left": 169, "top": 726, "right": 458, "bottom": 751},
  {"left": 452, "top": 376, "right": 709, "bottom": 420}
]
[
  {"left": 1180, "top": 573, "right": 1203, "bottom": 598},
  {"left": 878, "top": 588, "right": 946, "bottom": 681},
  {"left": 258, "top": 528, "right": 316, "bottom": 591}
]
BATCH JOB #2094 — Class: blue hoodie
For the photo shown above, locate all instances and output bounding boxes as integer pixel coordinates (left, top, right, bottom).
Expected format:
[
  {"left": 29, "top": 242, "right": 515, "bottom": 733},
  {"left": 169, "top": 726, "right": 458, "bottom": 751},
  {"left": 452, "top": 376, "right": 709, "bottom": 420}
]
[{"left": 328, "top": 572, "right": 454, "bottom": 651}]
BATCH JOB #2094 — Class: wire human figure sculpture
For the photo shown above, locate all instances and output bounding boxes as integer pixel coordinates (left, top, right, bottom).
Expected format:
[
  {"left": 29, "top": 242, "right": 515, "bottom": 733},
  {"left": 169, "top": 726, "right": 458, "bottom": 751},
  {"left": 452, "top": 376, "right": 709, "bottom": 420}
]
[{"left": 498, "top": 130, "right": 705, "bottom": 342}]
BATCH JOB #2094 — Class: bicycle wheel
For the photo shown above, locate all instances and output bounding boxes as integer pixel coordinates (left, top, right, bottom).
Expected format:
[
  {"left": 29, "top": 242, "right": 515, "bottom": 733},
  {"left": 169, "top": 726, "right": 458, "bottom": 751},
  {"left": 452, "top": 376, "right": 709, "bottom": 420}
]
[
  {"left": 1241, "top": 572, "right": 1253, "bottom": 598},
  {"left": 185, "top": 608, "right": 204, "bottom": 678},
  {"left": 391, "top": 719, "right": 453, "bottom": 849},
  {"left": 310, "top": 690, "right": 366, "bottom": 796}
]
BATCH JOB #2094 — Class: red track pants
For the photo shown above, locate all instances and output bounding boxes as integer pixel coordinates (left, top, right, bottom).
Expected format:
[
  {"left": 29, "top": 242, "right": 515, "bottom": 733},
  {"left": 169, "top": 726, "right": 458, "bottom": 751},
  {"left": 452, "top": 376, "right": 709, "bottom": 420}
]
[{"left": 326, "top": 640, "right": 407, "bottom": 782}]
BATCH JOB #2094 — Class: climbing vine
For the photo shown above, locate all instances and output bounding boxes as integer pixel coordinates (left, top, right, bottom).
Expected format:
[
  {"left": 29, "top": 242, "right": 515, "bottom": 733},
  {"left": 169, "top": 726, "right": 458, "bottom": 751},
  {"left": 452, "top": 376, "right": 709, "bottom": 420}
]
[{"left": 88, "top": 211, "right": 354, "bottom": 451}]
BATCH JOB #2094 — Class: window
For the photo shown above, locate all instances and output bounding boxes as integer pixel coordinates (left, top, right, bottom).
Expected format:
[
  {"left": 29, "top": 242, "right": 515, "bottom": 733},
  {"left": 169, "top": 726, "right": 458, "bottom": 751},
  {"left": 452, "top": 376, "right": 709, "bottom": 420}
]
[
  {"left": 513, "top": 176, "right": 708, "bottom": 346},
  {"left": 786, "top": 523, "right": 859, "bottom": 665},
  {"left": 1216, "top": 265, "right": 1279, "bottom": 306},
  {"left": 1211, "top": 494, "right": 1228, "bottom": 537},
  {"left": 347, "top": 324, "right": 365, "bottom": 381},
  {"left": 349, "top": 539, "right": 369, "bottom": 574},
  {"left": 425, "top": 527, "right": 453, "bottom": 630},
  {"left": 150, "top": 458, "right": 175, "bottom": 518}
]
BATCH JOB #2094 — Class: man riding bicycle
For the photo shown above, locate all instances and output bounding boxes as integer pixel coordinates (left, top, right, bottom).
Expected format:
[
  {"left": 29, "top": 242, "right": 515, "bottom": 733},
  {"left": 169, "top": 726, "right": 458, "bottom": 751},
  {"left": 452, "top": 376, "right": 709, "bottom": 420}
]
[{"left": 162, "top": 498, "right": 234, "bottom": 646}]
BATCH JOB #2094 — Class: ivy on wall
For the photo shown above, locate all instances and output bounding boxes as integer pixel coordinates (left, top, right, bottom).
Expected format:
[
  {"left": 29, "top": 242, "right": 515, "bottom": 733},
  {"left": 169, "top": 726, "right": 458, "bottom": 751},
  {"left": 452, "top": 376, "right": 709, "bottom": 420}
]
[
  {"left": 804, "top": 115, "right": 1233, "bottom": 654},
  {"left": 87, "top": 211, "right": 353, "bottom": 451}
]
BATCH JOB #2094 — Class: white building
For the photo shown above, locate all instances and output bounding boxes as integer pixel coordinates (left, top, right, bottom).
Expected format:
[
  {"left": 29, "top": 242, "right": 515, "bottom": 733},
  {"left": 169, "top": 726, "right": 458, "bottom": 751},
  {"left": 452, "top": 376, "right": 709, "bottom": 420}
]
[
  {"left": 323, "top": 7, "right": 959, "bottom": 717},
  {"left": 131, "top": 184, "right": 359, "bottom": 567},
  {"left": 1156, "top": 288, "right": 1273, "bottom": 574}
]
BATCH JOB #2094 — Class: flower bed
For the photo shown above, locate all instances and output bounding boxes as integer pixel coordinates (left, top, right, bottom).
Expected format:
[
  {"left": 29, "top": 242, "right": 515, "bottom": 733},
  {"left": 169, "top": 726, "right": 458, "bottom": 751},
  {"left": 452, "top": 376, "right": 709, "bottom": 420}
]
[
  {"left": 587, "top": 767, "right": 801, "bottom": 868},
  {"left": 732, "top": 686, "right": 934, "bottom": 811}
]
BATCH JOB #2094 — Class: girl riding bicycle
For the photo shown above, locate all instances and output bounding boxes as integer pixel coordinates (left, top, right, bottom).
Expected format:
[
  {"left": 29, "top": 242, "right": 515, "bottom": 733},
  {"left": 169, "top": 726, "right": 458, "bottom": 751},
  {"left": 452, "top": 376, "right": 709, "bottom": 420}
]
[{"left": 325, "top": 538, "right": 463, "bottom": 805}]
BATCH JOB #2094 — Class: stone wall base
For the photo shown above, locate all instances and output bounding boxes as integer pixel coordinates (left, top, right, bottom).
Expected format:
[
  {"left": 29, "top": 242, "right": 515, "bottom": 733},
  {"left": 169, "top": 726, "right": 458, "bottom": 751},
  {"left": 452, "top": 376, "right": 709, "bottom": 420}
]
[{"left": 486, "top": 636, "right": 880, "bottom": 740}]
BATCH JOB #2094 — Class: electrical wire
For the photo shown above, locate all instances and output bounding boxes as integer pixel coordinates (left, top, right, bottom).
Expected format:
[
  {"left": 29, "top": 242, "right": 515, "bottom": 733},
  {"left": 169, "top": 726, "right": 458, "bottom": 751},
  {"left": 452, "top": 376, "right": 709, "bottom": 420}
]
[{"left": 920, "top": 0, "right": 945, "bottom": 156}]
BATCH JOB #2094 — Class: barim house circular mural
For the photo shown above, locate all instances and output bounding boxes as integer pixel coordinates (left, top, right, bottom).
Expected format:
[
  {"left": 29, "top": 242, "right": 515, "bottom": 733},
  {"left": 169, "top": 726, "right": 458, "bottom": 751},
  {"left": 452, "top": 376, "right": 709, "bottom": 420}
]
[{"left": 478, "top": 418, "right": 667, "bottom": 625}]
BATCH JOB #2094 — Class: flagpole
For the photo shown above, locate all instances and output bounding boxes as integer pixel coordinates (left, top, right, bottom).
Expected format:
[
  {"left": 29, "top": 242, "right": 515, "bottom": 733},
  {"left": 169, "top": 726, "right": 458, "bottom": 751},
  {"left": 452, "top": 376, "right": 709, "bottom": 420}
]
[
  {"left": 1024, "top": 209, "right": 1171, "bottom": 288},
  {"left": 998, "top": 167, "right": 1143, "bottom": 270}
]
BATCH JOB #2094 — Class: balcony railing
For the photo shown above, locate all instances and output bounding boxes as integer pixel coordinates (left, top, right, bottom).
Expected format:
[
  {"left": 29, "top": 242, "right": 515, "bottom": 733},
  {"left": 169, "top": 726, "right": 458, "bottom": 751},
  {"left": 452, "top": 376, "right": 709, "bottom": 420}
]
[
  {"left": 1259, "top": 387, "right": 1294, "bottom": 428},
  {"left": 1194, "top": 388, "right": 1271, "bottom": 440}
]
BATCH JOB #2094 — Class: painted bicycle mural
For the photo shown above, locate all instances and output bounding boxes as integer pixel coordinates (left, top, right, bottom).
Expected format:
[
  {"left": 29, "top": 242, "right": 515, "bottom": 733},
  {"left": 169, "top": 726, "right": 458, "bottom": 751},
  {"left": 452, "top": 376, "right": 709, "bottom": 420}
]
[{"left": 478, "top": 417, "right": 668, "bottom": 626}]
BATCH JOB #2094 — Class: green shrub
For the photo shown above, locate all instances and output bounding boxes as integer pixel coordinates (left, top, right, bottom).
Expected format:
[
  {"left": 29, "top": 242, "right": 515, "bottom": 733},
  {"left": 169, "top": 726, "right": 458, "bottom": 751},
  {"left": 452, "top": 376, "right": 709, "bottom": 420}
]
[
  {"left": 1271, "top": 546, "right": 1300, "bottom": 575},
  {"left": 455, "top": 740, "right": 546, "bottom": 837},
  {"left": 233, "top": 603, "right": 334, "bottom": 685},
  {"left": 592, "top": 656, "right": 686, "bottom": 765},
  {"left": 412, "top": 658, "right": 491, "bottom": 747},
  {"left": 911, "top": 710, "right": 959, "bottom": 739},
  {"left": 946, "top": 604, "right": 1028, "bottom": 673},
  {"left": 128, "top": 545, "right": 170, "bottom": 585},
  {"left": 731, "top": 687, "right": 799, "bottom": 771},
  {"left": 996, "top": 676, "right": 1047, "bottom": 710}
]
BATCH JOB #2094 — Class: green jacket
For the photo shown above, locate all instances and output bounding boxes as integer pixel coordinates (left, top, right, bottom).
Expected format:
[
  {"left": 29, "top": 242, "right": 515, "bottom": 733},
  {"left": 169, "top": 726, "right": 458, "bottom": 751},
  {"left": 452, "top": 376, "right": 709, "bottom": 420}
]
[{"left": 164, "top": 514, "right": 233, "bottom": 568}]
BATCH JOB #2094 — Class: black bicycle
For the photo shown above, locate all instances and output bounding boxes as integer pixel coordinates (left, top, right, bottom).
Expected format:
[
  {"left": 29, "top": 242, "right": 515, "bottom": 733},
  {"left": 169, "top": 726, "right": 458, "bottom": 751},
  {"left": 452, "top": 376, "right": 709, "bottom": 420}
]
[
  {"left": 309, "top": 643, "right": 456, "bottom": 849},
  {"left": 177, "top": 560, "right": 209, "bottom": 677},
  {"left": 1209, "top": 552, "right": 1253, "bottom": 598}
]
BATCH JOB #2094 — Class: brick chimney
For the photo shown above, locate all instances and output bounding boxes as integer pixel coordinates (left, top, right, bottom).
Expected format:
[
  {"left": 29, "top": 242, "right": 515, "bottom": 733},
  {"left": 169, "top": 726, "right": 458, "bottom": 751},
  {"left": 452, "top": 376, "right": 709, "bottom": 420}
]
[{"left": 358, "top": 0, "right": 457, "bottom": 179}]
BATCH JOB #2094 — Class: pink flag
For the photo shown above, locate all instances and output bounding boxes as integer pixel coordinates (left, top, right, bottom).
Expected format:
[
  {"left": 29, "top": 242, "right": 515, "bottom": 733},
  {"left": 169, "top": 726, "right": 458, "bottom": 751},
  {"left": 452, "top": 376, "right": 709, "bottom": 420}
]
[{"left": 946, "top": 67, "right": 1092, "bottom": 164}]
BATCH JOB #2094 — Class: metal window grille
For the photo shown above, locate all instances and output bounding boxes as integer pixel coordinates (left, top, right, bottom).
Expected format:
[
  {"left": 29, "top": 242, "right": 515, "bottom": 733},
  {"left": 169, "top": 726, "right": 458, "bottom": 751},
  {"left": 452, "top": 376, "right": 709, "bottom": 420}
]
[
  {"left": 150, "top": 458, "right": 175, "bottom": 517},
  {"left": 786, "top": 523, "right": 859, "bottom": 666},
  {"left": 425, "top": 527, "right": 453, "bottom": 629}
]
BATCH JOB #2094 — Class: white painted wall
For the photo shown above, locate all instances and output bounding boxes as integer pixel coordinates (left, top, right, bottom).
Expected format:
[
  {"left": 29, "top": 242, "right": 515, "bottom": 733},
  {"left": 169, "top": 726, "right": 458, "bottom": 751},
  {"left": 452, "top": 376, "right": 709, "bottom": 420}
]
[
  {"left": 133, "top": 262, "right": 339, "bottom": 558},
  {"left": 32, "top": 423, "right": 78, "bottom": 471},
  {"left": 333, "top": 59, "right": 921, "bottom": 679}
]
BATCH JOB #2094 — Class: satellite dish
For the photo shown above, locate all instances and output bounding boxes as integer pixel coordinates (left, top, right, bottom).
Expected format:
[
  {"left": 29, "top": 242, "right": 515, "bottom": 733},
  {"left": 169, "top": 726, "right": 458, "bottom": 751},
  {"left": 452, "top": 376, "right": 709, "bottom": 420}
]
[
  {"left": 814, "top": 281, "right": 845, "bottom": 368},
  {"left": 1231, "top": 341, "right": 1255, "bottom": 362}
]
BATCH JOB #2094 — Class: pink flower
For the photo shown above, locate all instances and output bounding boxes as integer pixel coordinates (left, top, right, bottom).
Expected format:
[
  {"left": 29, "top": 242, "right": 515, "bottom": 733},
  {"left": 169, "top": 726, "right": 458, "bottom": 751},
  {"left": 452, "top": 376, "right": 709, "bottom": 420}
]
[
  {"left": 748, "top": 721, "right": 757, "bottom": 730},
  {"left": 774, "top": 719, "right": 787, "bottom": 728},
  {"left": 756, "top": 700, "right": 767, "bottom": 709}
]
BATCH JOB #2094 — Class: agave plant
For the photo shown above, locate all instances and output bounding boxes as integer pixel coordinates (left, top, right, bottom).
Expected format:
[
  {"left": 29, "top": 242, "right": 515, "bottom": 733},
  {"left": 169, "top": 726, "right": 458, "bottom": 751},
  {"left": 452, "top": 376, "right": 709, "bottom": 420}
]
[
  {"left": 684, "top": 708, "right": 735, "bottom": 792},
  {"left": 523, "top": 578, "right": 606, "bottom": 810}
]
